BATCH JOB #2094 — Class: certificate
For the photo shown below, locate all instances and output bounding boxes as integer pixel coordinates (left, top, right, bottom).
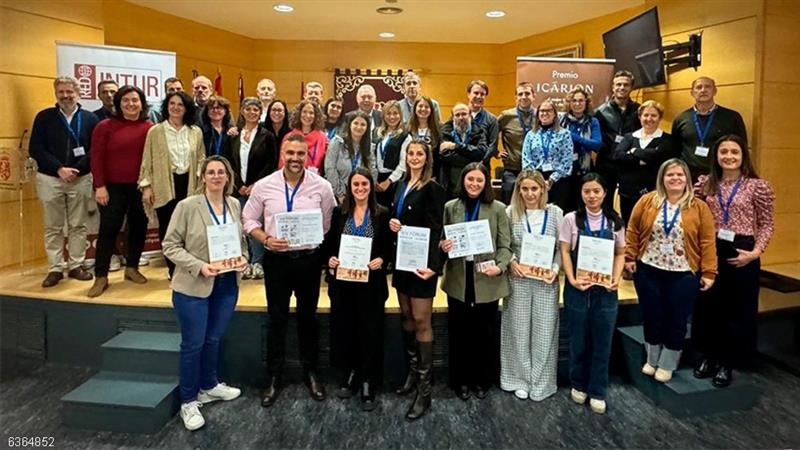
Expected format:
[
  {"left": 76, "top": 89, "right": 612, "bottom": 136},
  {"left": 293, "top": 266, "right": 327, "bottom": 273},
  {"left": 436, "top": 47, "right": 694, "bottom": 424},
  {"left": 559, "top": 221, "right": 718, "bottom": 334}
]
[
  {"left": 518, "top": 234, "right": 556, "bottom": 281},
  {"left": 337, "top": 235, "right": 372, "bottom": 283},
  {"left": 207, "top": 223, "right": 245, "bottom": 273},
  {"left": 576, "top": 235, "right": 615, "bottom": 288},
  {"left": 396, "top": 226, "right": 430, "bottom": 272},
  {"left": 444, "top": 219, "right": 494, "bottom": 259},
  {"left": 274, "top": 208, "right": 324, "bottom": 248}
]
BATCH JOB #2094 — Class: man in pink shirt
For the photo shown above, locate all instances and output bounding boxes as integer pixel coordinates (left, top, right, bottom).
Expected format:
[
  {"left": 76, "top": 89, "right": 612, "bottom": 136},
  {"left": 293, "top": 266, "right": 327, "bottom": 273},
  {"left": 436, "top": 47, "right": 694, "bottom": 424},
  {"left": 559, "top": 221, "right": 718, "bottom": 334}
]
[{"left": 243, "top": 133, "right": 336, "bottom": 407}]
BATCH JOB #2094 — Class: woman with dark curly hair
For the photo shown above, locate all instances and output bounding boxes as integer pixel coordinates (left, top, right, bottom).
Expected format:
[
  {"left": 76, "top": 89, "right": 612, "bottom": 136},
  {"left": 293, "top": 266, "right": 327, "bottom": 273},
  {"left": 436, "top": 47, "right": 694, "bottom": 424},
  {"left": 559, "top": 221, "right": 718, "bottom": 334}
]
[{"left": 280, "top": 99, "right": 328, "bottom": 174}]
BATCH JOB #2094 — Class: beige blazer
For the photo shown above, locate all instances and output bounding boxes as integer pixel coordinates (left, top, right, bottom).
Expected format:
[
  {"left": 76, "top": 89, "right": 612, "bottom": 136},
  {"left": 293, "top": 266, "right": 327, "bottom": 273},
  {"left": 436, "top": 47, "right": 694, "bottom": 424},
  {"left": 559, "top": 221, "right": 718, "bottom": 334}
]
[
  {"left": 138, "top": 122, "right": 205, "bottom": 209},
  {"left": 161, "top": 194, "right": 248, "bottom": 298}
]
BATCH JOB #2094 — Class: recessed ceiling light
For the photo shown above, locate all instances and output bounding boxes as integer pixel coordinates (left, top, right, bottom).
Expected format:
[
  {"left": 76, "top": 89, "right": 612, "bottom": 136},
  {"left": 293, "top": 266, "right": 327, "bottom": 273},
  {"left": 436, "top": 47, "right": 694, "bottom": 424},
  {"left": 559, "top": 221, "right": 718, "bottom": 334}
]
[
  {"left": 485, "top": 10, "right": 505, "bottom": 18},
  {"left": 376, "top": 6, "right": 403, "bottom": 14},
  {"left": 273, "top": 4, "right": 293, "bottom": 13},
  {"left": 379, "top": 32, "right": 395, "bottom": 39}
]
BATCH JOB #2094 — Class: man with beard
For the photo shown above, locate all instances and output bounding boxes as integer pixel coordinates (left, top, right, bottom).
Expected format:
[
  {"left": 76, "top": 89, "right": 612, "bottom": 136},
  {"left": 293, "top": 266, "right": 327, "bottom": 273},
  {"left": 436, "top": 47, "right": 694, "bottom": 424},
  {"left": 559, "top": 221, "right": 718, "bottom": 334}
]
[
  {"left": 440, "top": 103, "right": 488, "bottom": 197},
  {"left": 498, "top": 82, "right": 536, "bottom": 203}
]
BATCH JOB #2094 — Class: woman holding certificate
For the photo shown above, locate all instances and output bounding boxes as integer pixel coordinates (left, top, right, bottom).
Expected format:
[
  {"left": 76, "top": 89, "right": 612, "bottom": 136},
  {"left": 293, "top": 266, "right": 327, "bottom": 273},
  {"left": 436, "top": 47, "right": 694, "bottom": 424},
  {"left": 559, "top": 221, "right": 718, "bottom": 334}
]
[
  {"left": 161, "top": 155, "right": 248, "bottom": 431},
  {"left": 323, "top": 167, "right": 391, "bottom": 411},
  {"left": 500, "top": 169, "right": 564, "bottom": 401},
  {"left": 440, "top": 162, "right": 511, "bottom": 401},
  {"left": 692, "top": 135, "right": 774, "bottom": 387},
  {"left": 559, "top": 173, "right": 626, "bottom": 414},
  {"left": 625, "top": 158, "right": 717, "bottom": 384},
  {"left": 389, "top": 139, "right": 446, "bottom": 421},
  {"left": 324, "top": 111, "right": 378, "bottom": 202}
]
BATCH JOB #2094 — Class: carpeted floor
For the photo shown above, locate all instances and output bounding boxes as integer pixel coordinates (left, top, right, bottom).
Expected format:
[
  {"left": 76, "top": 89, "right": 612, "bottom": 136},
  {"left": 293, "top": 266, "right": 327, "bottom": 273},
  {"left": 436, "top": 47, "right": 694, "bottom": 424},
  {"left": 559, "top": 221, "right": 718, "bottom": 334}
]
[{"left": 2, "top": 355, "right": 800, "bottom": 449}]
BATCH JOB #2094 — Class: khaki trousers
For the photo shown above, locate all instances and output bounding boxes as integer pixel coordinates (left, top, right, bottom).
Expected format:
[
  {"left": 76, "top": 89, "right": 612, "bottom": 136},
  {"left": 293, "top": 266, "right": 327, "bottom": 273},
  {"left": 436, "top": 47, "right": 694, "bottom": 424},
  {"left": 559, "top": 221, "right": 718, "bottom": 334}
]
[{"left": 35, "top": 173, "right": 92, "bottom": 272}]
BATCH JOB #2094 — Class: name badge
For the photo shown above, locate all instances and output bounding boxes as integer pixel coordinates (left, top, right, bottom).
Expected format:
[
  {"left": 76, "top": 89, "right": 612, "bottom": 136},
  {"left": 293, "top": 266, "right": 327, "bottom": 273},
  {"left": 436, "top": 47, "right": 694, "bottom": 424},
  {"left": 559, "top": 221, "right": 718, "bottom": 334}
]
[
  {"left": 659, "top": 243, "right": 674, "bottom": 254},
  {"left": 73, "top": 146, "right": 86, "bottom": 157},
  {"left": 541, "top": 163, "right": 554, "bottom": 172},
  {"left": 572, "top": 153, "right": 579, "bottom": 161},
  {"left": 717, "top": 229, "right": 735, "bottom": 242},
  {"left": 475, "top": 260, "right": 496, "bottom": 273},
  {"left": 614, "top": 135, "right": 624, "bottom": 143},
  {"left": 694, "top": 146, "right": 710, "bottom": 157}
]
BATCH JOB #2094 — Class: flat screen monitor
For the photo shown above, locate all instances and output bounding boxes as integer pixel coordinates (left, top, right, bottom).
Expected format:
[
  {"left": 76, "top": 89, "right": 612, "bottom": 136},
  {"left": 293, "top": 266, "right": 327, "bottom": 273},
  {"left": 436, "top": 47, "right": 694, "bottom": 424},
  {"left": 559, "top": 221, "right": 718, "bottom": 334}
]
[{"left": 603, "top": 8, "right": 666, "bottom": 88}]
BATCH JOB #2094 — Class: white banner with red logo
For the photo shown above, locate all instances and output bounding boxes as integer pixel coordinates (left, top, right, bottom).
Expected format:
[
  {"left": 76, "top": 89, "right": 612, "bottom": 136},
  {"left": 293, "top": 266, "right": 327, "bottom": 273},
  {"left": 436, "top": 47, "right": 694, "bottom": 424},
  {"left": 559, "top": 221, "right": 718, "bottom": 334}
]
[{"left": 56, "top": 41, "right": 176, "bottom": 112}]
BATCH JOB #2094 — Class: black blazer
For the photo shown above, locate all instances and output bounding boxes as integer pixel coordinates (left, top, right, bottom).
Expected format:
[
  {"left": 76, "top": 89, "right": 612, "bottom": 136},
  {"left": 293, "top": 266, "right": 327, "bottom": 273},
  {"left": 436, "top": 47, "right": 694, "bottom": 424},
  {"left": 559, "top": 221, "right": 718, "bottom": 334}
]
[
  {"left": 323, "top": 205, "right": 392, "bottom": 301},
  {"left": 228, "top": 126, "right": 278, "bottom": 195},
  {"left": 439, "top": 119, "right": 488, "bottom": 196},
  {"left": 612, "top": 131, "right": 674, "bottom": 198},
  {"left": 390, "top": 180, "right": 447, "bottom": 274}
]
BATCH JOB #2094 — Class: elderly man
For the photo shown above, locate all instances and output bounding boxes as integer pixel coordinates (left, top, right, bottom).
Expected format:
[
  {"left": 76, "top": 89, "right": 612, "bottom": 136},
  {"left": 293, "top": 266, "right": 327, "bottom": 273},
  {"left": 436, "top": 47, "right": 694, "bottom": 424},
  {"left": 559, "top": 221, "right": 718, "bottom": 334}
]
[
  {"left": 498, "top": 82, "right": 536, "bottom": 203},
  {"left": 303, "top": 81, "right": 323, "bottom": 105},
  {"left": 93, "top": 80, "right": 118, "bottom": 121},
  {"left": 343, "top": 84, "right": 382, "bottom": 134},
  {"left": 439, "top": 103, "right": 488, "bottom": 197},
  {"left": 671, "top": 76, "right": 748, "bottom": 181},
  {"left": 192, "top": 75, "right": 213, "bottom": 108},
  {"left": 256, "top": 78, "right": 277, "bottom": 122},
  {"left": 399, "top": 71, "right": 440, "bottom": 124},
  {"left": 466, "top": 80, "right": 499, "bottom": 166},
  {"left": 30, "top": 76, "right": 100, "bottom": 287}
]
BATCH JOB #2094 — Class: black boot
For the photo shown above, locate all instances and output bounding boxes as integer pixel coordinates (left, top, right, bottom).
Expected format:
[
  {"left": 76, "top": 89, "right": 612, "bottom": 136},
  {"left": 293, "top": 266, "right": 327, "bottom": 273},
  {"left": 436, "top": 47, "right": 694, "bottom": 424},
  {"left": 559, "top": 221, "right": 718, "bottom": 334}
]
[
  {"left": 395, "top": 330, "right": 418, "bottom": 395},
  {"left": 337, "top": 369, "right": 356, "bottom": 399},
  {"left": 712, "top": 366, "right": 732, "bottom": 388},
  {"left": 405, "top": 341, "right": 433, "bottom": 421},
  {"left": 693, "top": 358, "right": 717, "bottom": 379}
]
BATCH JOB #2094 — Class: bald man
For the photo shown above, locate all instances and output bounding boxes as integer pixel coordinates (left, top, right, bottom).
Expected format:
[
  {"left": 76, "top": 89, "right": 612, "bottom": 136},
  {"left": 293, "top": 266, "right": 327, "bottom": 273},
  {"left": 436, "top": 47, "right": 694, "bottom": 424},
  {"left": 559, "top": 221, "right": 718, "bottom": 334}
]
[
  {"left": 439, "top": 103, "right": 488, "bottom": 197},
  {"left": 342, "top": 84, "right": 382, "bottom": 135},
  {"left": 192, "top": 76, "right": 213, "bottom": 107},
  {"left": 671, "top": 76, "right": 748, "bottom": 181},
  {"left": 256, "top": 78, "right": 277, "bottom": 122}
]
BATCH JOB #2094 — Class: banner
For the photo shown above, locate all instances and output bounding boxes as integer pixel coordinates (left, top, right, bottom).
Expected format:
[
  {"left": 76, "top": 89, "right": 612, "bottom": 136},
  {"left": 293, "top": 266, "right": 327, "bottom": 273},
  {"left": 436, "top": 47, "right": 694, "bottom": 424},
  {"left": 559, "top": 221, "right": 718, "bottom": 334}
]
[
  {"left": 56, "top": 41, "right": 176, "bottom": 112},
  {"left": 516, "top": 57, "right": 616, "bottom": 111}
]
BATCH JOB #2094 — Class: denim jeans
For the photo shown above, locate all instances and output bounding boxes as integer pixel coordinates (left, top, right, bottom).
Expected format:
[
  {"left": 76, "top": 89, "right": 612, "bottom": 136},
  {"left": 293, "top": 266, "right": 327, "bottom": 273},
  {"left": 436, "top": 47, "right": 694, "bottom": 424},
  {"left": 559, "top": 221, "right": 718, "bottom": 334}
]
[
  {"left": 238, "top": 195, "right": 265, "bottom": 265},
  {"left": 564, "top": 282, "right": 618, "bottom": 400},
  {"left": 172, "top": 272, "right": 238, "bottom": 403},
  {"left": 633, "top": 262, "right": 699, "bottom": 351}
]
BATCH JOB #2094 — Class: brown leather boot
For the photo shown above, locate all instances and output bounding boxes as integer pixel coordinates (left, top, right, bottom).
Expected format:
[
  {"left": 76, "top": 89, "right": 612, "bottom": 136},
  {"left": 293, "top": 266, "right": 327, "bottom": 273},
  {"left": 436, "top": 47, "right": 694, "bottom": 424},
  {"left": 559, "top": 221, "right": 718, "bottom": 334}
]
[
  {"left": 124, "top": 267, "right": 147, "bottom": 284},
  {"left": 87, "top": 277, "right": 109, "bottom": 297}
]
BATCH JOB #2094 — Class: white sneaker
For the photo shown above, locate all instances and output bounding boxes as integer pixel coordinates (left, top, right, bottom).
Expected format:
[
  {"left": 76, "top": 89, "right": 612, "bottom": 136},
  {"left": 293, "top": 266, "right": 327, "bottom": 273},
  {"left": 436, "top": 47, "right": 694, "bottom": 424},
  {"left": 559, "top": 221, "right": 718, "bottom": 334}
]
[
  {"left": 139, "top": 255, "right": 150, "bottom": 266},
  {"left": 109, "top": 255, "right": 121, "bottom": 272},
  {"left": 514, "top": 389, "right": 528, "bottom": 400},
  {"left": 252, "top": 263, "right": 264, "bottom": 280},
  {"left": 570, "top": 388, "right": 587, "bottom": 405},
  {"left": 242, "top": 265, "right": 253, "bottom": 280},
  {"left": 642, "top": 363, "right": 657, "bottom": 376},
  {"left": 180, "top": 401, "right": 205, "bottom": 431},
  {"left": 589, "top": 398, "right": 607, "bottom": 414},
  {"left": 197, "top": 382, "right": 241, "bottom": 404},
  {"left": 654, "top": 368, "right": 673, "bottom": 383}
]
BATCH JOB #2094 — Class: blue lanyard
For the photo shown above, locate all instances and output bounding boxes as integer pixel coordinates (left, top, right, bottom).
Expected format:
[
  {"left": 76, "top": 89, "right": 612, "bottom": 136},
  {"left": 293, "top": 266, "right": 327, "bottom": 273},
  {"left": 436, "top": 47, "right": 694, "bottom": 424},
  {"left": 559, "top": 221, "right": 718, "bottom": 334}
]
[
  {"left": 213, "top": 130, "right": 223, "bottom": 155},
  {"left": 395, "top": 181, "right": 415, "bottom": 217},
  {"left": 59, "top": 110, "right": 82, "bottom": 147},
  {"left": 692, "top": 108, "right": 717, "bottom": 146},
  {"left": 284, "top": 175, "right": 303, "bottom": 212},
  {"left": 308, "top": 136, "right": 319, "bottom": 165},
  {"left": 452, "top": 124, "right": 471, "bottom": 146},
  {"left": 516, "top": 107, "right": 533, "bottom": 135},
  {"left": 379, "top": 135, "right": 391, "bottom": 161},
  {"left": 541, "top": 129, "right": 554, "bottom": 160},
  {"left": 584, "top": 214, "right": 606, "bottom": 236},
  {"left": 464, "top": 201, "right": 480, "bottom": 222},
  {"left": 662, "top": 201, "right": 681, "bottom": 236},
  {"left": 348, "top": 208, "right": 370, "bottom": 237},
  {"left": 204, "top": 195, "right": 228, "bottom": 225},
  {"left": 525, "top": 209, "right": 549, "bottom": 235},
  {"left": 350, "top": 150, "right": 362, "bottom": 171},
  {"left": 717, "top": 178, "right": 742, "bottom": 225},
  {"left": 326, "top": 126, "right": 337, "bottom": 140}
]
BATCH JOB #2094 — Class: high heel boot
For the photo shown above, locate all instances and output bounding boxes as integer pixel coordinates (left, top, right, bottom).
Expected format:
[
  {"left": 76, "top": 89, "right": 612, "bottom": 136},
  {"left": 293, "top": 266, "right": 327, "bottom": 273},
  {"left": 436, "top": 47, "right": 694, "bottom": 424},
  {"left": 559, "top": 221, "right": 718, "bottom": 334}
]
[
  {"left": 405, "top": 341, "right": 432, "bottom": 421},
  {"left": 395, "top": 330, "right": 418, "bottom": 395}
]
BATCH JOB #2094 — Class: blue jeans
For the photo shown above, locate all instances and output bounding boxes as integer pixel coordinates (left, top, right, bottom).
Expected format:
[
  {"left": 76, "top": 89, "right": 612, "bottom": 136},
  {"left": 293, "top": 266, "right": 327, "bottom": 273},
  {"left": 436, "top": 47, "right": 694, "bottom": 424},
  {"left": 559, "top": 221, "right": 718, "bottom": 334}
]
[
  {"left": 238, "top": 195, "right": 265, "bottom": 265},
  {"left": 172, "top": 272, "right": 238, "bottom": 403},
  {"left": 634, "top": 262, "right": 699, "bottom": 351},
  {"left": 564, "top": 283, "right": 618, "bottom": 400}
]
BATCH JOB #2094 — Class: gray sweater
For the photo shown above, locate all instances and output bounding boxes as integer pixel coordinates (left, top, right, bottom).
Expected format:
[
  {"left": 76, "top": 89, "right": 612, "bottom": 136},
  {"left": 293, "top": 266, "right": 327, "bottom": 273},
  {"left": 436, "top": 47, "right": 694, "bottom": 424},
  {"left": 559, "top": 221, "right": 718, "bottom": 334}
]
[{"left": 323, "top": 135, "right": 378, "bottom": 199}]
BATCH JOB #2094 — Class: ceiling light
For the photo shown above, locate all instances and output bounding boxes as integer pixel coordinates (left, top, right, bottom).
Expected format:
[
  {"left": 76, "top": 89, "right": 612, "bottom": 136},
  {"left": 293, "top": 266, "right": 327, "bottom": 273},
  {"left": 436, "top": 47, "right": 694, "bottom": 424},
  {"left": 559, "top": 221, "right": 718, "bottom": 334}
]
[
  {"left": 273, "top": 4, "right": 293, "bottom": 13},
  {"left": 377, "top": 6, "right": 403, "bottom": 14},
  {"left": 379, "top": 32, "right": 395, "bottom": 39},
  {"left": 485, "top": 10, "right": 505, "bottom": 18}
]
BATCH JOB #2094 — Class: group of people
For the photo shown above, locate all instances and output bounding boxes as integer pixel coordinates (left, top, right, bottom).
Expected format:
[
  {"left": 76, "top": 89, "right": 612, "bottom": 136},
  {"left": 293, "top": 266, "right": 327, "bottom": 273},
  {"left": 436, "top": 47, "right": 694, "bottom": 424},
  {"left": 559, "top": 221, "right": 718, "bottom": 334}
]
[{"left": 29, "top": 70, "right": 774, "bottom": 431}]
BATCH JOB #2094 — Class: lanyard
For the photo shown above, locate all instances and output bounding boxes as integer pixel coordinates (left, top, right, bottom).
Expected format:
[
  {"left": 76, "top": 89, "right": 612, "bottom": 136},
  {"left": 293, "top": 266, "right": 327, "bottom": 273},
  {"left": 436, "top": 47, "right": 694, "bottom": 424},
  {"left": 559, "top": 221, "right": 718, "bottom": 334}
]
[
  {"left": 284, "top": 174, "right": 304, "bottom": 212},
  {"left": 541, "top": 129, "right": 553, "bottom": 159},
  {"left": 662, "top": 201, "right": 681, "bottom": 236},
  {"left": 348, "top": 208, "right": 370, "bottom": 237},
  {"left": 453, "top": 124, "right": 471, "bottom": 146},
  {"left": 59, "top": 111, "right": 82, "bottom": 147},
  {"left": 464, "top": 201, "right": 480, "bottom": 222},
  {"left": 516, "top": 107, "right": 533, "bottom": 135},
  {"left": 584, "top": 214, "right": 606, "bottom": 236},
  {"left": 212, "top": 129, "right": 223, "bottom": 155},
  {"left": 692, "top": 108, "right": 717, "bottom": 146},
  {"left": 326, "top": 126, "right": 337, "bottom": 140},
  {"left": 350, "top": 150, "right": 362, "bottom": 171},
  {"left": 525, "top": 209, "right": 549, "bottom": 235},
  {"left": 205, "top": 195, "right": 228, "bottom": 225},
  {"left": 308, "top": 136, "right": 319, "bottom": 165},
  {"left": 379, "top": 135, "right": 391, "bottom": 161},
  {"left": 717, "top": 178, "right": 742, "bottom": 225},
  {"left": 395, "top": 180, "right": 416, "bottom": 217}
]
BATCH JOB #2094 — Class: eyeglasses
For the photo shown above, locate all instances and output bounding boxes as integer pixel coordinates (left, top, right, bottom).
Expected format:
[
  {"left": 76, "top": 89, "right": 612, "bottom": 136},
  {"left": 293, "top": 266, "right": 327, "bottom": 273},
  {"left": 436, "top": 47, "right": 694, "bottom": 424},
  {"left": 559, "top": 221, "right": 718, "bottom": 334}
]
[
  {"left": 208, "top": 105, "right": 225, "bottom": 111},
  {"left": 539, "top": 109, "right": 555, "bottom": 114}
]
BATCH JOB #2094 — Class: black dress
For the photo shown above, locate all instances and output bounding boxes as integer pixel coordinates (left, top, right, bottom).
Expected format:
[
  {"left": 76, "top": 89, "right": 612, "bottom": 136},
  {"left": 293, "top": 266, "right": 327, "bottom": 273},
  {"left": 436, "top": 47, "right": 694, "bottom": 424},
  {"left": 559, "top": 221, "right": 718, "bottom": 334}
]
[{"left": 390, "top": 180, "right": 447, "bottom": 298}]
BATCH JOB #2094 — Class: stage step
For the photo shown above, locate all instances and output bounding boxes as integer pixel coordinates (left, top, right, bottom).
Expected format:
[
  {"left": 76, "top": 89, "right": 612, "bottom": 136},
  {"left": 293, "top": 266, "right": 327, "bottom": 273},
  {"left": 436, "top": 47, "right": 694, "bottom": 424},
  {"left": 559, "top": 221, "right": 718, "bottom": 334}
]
[
  {"left": 617, "top": 325, "right": 759, "bottom": 417},
  {"left": 61, "top": 371, "right": 178, "bottom": 434},
  {"left": 101, "top": 330, "right": 180, "bottom": 376}
]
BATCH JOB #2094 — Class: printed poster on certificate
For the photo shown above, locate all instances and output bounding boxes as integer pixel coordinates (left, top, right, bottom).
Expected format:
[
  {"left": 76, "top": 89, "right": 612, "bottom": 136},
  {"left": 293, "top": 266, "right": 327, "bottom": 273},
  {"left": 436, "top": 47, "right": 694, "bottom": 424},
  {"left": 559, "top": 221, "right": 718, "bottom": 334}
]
[
  {"left": 336, "top": 235, "right": 371, "bottom": 283},
  {"left": 575, "top": 235, "right": 614, "bottom": 288},
  {"left": 518, "top": 233, "right": 556, "bottom": 281}
]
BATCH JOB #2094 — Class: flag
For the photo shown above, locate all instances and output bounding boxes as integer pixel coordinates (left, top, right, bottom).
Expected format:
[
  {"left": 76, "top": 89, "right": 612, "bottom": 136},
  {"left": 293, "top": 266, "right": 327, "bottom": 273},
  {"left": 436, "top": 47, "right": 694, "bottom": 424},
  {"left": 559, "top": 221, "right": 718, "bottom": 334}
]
[
  {"left": 238, "top": 73, "right": 244, "bottom": 104},
  {"left": 214, "top": 68, "right": 223, "bottom": 95}
]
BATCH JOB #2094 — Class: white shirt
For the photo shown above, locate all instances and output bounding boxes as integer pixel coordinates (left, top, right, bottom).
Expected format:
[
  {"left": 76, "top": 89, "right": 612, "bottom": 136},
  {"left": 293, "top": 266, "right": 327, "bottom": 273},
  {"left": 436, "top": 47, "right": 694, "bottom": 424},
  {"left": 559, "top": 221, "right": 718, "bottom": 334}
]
[
  {"left": 632, "top": 127, "right": 664, "bottom": 149},
  {"left": 165, "top": 123, "right": 191, "bottom": 174},
  {"left": 239, "top": 128, "right": 256, "bottom": 183}
]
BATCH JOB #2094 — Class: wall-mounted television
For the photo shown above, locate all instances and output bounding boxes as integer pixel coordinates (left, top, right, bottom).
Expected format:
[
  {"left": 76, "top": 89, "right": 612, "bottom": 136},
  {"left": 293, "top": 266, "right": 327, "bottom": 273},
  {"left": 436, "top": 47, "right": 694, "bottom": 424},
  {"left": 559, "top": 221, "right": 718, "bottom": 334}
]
[{"left": 603, "top": 8, "right": 666, "bottom": 88}]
